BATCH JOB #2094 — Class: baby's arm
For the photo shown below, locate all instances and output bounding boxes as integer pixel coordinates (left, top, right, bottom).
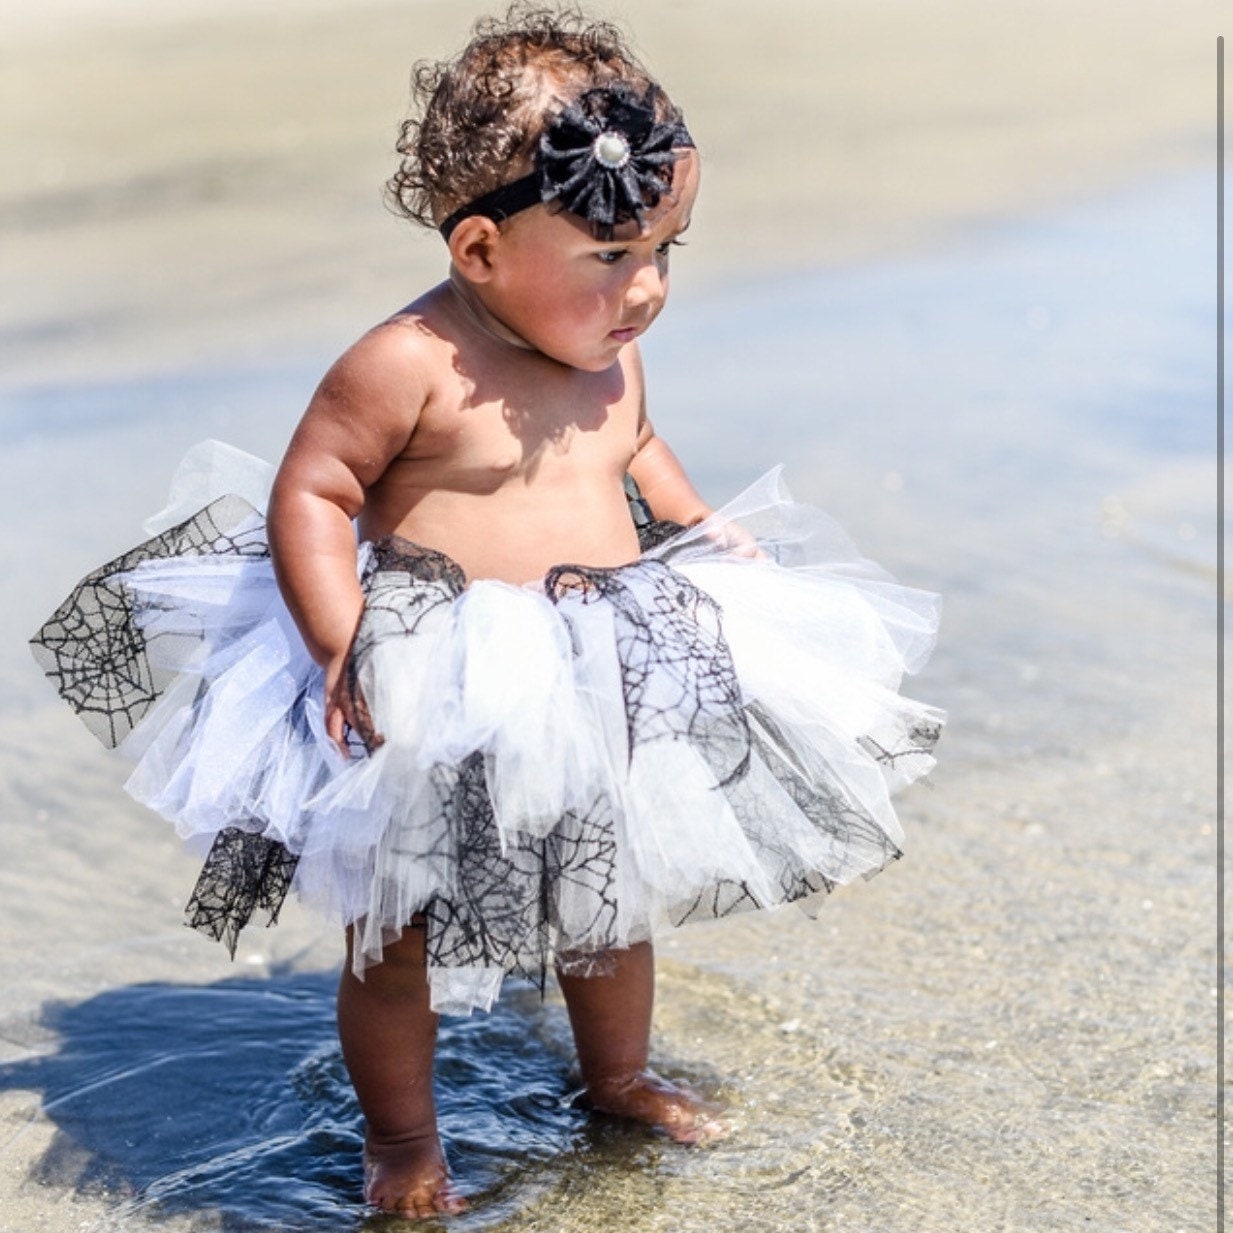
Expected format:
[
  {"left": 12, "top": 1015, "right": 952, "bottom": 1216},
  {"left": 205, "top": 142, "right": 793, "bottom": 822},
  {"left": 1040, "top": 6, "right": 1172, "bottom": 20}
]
[
  {"left": 267, "top": 327, "right": 428, "bottom": 748},
  {"left": 625, "top": 347, "right": 711, "bottom": 526},
  {"left": 625, "top": 348, "right": 761, "bottom": 558}
]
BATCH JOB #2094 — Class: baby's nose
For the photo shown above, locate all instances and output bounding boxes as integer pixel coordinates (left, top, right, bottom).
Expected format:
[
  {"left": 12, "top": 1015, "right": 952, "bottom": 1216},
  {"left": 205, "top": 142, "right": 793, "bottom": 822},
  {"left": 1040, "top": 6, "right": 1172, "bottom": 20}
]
[{"left": 626, "top": 259, "right": 666, "bottom": 308}]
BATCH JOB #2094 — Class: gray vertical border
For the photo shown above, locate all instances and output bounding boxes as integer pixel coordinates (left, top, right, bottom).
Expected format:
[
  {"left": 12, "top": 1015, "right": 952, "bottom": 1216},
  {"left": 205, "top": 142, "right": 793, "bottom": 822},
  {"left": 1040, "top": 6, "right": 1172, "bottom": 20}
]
[{"left": 1220, "top": 32, "right": 1227, "bottom": 1233}]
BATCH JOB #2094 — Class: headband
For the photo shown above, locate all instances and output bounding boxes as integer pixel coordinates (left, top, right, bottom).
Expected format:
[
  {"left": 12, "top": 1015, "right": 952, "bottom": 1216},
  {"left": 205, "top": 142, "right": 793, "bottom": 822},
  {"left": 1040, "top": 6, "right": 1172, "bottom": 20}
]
[{"left": 439, "top": 84, "right": 694, "bottom": 242}]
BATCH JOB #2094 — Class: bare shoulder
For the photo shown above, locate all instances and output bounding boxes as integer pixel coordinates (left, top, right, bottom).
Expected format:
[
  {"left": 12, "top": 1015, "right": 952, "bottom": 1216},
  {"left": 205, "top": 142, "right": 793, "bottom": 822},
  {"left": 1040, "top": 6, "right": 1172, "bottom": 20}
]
[
  {"left": 286, "top": 290, "right": 456, "bottom": 489},
  {"left": 317, "top": 299, "right": 451, "bottom": 430}
]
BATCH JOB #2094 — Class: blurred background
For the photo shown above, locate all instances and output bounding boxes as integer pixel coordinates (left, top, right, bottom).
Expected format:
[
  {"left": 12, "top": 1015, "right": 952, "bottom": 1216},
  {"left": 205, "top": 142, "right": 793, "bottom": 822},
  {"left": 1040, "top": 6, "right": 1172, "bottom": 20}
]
[
  {"left": 0, "top": 3, "right": 1223, "bottom": 1231},
  {"left": 0, "top": 0, "right": 1218, "bottom": 386}
]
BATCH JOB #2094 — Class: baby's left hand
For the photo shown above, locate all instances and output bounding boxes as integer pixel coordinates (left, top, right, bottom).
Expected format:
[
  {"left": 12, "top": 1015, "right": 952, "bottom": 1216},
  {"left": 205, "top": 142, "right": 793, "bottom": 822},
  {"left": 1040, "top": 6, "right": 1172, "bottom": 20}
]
[{"left": 695, "top": 514, "right": 764, "bottom": 560}]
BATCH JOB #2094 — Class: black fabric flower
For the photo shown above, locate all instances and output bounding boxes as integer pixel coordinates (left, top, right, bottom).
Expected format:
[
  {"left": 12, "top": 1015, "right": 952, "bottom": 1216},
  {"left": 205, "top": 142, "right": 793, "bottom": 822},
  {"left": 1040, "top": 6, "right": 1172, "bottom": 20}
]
[
  {"left": 537, "top": 85, "right": 692, "bottom": 239},
  {"left": 437, "top": 84, "right": 693, "bottom": 242}
]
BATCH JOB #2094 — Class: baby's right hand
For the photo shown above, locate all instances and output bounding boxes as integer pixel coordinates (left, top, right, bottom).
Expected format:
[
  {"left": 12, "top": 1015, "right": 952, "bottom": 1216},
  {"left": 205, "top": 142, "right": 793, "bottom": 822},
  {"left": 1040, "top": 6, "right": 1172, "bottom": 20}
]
[{"left": 324, "top": 655, "right": 383, "bottom": 755}]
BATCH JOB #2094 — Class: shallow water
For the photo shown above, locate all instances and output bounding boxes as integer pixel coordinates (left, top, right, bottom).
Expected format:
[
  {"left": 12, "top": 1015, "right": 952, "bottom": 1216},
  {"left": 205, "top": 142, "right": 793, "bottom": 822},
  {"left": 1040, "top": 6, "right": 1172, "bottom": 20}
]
[
  {"left": 0, "top": 171, "right": 1216, "bottom": 1231},
  {"left": 0, "top": 974, "right": 600, "bottom": 1231}
]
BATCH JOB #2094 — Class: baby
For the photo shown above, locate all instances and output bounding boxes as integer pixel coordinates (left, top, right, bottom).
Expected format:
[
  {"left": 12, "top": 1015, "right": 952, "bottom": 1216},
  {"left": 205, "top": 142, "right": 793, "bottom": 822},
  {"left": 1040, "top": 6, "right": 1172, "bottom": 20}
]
[
  {"left": 32, "top": 3, "right": 943, "bottom": 1223},
  {"left": 271, "top": 8, "right": 718, "bottom": 1217}
]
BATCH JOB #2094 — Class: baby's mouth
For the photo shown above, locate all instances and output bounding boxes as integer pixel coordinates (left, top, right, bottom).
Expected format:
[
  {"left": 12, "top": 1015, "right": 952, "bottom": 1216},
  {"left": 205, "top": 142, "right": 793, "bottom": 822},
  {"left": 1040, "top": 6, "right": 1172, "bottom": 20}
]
[{"left": 609, "top": 318, "right": 650, "bottom": 341}]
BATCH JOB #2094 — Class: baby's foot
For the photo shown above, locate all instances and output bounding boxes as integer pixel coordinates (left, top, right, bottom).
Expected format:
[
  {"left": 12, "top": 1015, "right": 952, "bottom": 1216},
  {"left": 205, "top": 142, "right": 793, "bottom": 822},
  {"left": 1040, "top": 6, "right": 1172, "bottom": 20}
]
[
  {"left": 363, "top": 1131, "right": 468, "bottom": 1219},
  {"left": 585, "top": 1068, "right": 730, "bottom": 1145}
]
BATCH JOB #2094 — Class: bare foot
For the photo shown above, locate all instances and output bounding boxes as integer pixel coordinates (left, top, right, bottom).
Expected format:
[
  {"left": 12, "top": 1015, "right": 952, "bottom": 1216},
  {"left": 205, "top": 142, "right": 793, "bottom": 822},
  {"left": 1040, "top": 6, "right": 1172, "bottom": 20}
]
[
  {"left": 585, "top": 1068, "right": 730, "bottom": 1145},
  {"left": 363, "top": 1132, "right": 468, "bottom": 1219}
]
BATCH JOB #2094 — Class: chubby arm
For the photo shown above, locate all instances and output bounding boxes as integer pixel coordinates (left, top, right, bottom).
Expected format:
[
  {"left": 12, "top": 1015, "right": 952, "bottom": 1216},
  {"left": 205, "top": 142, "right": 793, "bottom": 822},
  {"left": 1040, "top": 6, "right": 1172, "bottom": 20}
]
[
  {"left": 624, "top": 346, "right": 711, "bottom": 526},
  {"left": 627, "top": 420, "right": 711, "bottom": 525},
  {"left": 623, "top": 347, "right": 762, "bottom": 557},
  {"left": 267, "top": 325, "right": 428, "bottom": 747}
]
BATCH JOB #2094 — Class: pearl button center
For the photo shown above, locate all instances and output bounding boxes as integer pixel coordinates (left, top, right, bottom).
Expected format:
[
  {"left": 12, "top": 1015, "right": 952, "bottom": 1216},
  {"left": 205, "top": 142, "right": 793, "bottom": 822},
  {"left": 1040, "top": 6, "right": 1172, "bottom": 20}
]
[{"left": 593, "top": 132, "right": 631, "bottom": 169}]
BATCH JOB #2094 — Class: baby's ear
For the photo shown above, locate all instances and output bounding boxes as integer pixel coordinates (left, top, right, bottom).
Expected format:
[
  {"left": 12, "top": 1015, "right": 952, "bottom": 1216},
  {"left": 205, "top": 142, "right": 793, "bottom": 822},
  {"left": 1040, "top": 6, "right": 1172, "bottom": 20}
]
[{"left": 447, "top": 217, "right": 500, "bottom": 283}]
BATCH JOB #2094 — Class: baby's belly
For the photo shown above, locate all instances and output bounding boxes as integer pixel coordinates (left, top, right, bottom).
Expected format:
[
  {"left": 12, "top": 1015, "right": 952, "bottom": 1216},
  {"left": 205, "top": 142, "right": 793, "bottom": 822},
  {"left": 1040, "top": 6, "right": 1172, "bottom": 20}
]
[{"left": 360, "top": 483, "right": 643, "bottom": 585}]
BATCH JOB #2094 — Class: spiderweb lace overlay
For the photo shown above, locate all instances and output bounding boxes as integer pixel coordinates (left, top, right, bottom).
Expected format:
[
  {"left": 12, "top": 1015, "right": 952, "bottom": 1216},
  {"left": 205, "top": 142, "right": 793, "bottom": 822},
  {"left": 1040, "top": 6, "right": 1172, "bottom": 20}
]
[
  {"left": 185, "top": 826, "right": 299, "bottom": 955},
  {"left": 34, "top": 502, "right": 933, "bottom": 992},
  {"left": 860, "top": 718, "right": 944, "bottom": 771},
  {"left": 665, "top": 700, "right": 906, "bottom": 929},
  {"left": 350, "top": 546, "right": 628, "bottom": 982},
  {"left": 184, "top": 539, "right": 467, "bottom": 950},
  {"left": 418, "top": 756, "right": 620, "bottom": 990},
  {"left": 346, "top": 537, "right": 465, "bottom": 748},
  {"left": 182, "top": 683, "right": 340, "bottom": 945},
  {"left": 29, "top": 496, "right": 268, "bottom": 749},
  {"left": 546, "top": 560, "right": 751, "bottom": 788}
]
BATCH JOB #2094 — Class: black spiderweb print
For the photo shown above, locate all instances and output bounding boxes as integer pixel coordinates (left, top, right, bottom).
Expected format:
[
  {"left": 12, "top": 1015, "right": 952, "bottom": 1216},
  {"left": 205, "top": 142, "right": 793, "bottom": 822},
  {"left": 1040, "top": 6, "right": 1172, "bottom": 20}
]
[
  {"left": 545, "top": 559, "right": 751, "bottom": 788},
  {"left": 349, "top": 543, "right": 626, "bottom": 981},
  {"left": 417, "top": 755, "right": 621, "bottom": 988},
  {"left": 184, "top": 682, "right": 339, "bottom": 949},
  {"left": 29, "top": 496, "right": 268, "bottom": 748},
  {"left": 332, "top": 549, "right": 756, "bottom": 984},
  {"left": 345, "top": 536, "right": 467, "bottom": 749},
  {"left": 183, "top": 538, "right": 466, "bottom": 952},
  {"left": 34, "top": 491, "right": 931, "bottom": 989},
  {"left": 185, "top": 827, "right": 299, "bottom": 955},
  {"left": 860, "top": 718, "right": 944, "bottom": 772}
]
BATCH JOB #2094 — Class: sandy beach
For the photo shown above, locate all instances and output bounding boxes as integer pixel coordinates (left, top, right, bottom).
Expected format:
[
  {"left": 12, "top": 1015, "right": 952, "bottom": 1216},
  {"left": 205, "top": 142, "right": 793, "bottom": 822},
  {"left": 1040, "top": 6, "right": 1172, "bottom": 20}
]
[{"left": 0, "top": 2, "right": 1223, "bottom": 1230}]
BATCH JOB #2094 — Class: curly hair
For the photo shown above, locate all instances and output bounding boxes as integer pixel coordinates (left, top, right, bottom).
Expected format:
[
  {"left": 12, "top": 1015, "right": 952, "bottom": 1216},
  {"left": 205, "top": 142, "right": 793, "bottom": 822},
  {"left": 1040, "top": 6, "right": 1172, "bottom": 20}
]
[{"left": 386, "top": 3, "right": 686, "bottom": 229}]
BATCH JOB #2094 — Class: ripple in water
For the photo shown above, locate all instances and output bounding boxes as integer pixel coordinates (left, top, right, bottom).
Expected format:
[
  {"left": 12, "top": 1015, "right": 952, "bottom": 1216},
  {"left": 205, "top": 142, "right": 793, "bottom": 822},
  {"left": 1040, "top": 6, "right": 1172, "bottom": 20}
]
[{"left": 0, "top": 970, "right": 608, "bottom": 1231}]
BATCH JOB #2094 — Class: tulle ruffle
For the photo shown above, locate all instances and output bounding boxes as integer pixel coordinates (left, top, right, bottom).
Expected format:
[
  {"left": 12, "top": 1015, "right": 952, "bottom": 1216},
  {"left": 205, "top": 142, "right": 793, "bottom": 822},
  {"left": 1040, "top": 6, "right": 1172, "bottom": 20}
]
[{"left": 31, "top": 442, "right": 943, "bottom": 1013}]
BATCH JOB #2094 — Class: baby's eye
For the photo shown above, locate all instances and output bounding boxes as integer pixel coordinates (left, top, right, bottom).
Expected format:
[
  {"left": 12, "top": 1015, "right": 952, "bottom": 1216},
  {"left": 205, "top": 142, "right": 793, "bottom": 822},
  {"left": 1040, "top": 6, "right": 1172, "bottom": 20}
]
[
  {"left": 596, "top": 249, "right": 628, "bottom": 265},
  {"left": 655, "top": 238, "right": 687, "bottom": 257}
]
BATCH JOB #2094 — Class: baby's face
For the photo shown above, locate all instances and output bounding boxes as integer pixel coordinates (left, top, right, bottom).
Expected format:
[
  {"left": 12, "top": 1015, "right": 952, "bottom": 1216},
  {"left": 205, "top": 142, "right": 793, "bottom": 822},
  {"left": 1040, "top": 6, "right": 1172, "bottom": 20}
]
[{"left": 476, "top": 149, "right": 700, "bottom": 372}]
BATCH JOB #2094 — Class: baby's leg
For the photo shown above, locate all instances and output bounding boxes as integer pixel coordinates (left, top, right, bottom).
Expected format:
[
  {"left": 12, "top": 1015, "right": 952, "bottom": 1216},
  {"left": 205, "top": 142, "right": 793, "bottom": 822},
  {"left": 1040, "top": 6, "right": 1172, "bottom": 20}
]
[
  {"left": 557, "top": 941, "right": 728, "bottom": 1144},
  {"left": 338, "top": 924, "right": 467, "bottom": 1218}
]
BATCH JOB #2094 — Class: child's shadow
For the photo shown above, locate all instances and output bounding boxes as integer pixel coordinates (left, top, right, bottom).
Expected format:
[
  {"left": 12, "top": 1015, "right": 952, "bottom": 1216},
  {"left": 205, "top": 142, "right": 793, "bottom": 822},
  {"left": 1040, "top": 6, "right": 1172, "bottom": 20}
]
[{"left": 0, "top": 970, "right": 592, "bottom": 1231}]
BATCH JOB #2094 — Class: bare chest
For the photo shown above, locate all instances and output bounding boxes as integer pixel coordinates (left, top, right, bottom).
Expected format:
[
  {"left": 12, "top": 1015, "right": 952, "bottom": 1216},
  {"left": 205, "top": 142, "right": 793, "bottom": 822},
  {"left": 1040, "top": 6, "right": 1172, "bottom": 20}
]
[{"left": 398, "top": 364, "right": 638, "bottom": 493}]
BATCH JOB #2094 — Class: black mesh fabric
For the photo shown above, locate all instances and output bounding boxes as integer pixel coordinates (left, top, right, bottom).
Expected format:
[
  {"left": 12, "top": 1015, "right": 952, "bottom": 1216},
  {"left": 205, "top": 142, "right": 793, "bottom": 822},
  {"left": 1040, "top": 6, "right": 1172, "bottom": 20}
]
[
  {"left": 29, "top": 496, "right": 267, "bottom": 748},
  {"left": 31, "top": 483, "right": 939, "bottom": 984}
]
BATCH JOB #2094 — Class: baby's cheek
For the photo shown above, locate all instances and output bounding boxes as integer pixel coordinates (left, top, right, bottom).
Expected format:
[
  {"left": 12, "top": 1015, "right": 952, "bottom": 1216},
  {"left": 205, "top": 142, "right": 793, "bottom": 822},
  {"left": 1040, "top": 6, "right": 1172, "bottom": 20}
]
[{"left": 564, "top": 296, "right": 611, "bottom": 335}]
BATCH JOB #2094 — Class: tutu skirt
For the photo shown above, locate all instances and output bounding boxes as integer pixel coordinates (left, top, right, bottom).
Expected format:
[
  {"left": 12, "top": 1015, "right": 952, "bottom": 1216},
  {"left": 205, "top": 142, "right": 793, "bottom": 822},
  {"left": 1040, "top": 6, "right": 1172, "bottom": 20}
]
[{"left": 31, "top": 443, "right": 943, "bottom": 1013}]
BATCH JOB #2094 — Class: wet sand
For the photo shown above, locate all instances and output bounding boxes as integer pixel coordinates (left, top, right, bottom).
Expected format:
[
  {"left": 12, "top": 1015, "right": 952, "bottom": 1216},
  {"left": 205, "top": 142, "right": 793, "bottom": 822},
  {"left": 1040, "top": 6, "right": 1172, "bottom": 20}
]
[{"left": 0, "top": 2, "right": 1223, "bottom": 1230}]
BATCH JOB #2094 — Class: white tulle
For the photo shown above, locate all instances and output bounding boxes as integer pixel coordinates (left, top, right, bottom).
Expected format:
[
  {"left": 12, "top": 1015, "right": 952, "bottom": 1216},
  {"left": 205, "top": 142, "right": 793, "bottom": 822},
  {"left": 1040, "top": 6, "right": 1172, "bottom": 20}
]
[
  {"left": 143, "top": 439, "right": 275, "bottom": 535},
  {"left": 108, "top": 449, "right": 941, "bottom": 1014}
]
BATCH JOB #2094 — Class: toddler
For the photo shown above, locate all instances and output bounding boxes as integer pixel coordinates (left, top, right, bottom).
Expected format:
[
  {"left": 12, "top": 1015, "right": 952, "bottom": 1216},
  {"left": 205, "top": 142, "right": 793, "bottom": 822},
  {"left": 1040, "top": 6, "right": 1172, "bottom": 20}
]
[{"left": 32, "top": 4, "right": 943, "bottom": 1221}]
